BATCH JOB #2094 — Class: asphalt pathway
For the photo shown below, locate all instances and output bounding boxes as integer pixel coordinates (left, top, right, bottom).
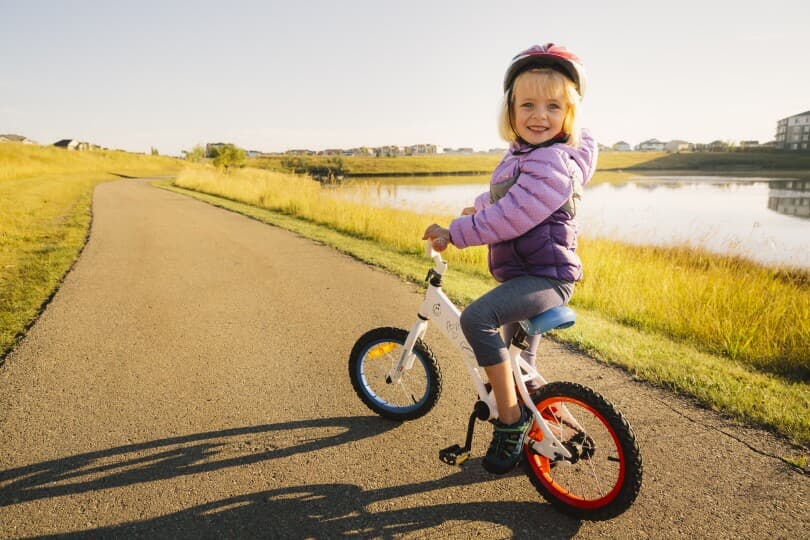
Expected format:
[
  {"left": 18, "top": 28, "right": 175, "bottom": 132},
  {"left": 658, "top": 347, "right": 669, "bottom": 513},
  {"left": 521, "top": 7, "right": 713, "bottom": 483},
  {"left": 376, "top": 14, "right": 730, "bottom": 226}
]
[{"left": 0, "top": 178, "right": 807, "bottom": 539}]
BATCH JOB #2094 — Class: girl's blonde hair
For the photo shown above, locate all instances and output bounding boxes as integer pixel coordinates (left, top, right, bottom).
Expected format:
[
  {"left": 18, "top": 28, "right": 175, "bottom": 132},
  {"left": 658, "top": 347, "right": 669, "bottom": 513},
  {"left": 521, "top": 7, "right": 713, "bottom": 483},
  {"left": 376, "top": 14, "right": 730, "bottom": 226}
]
[{"left": 498, "top": 68, "right": 581, "bottom": 147}]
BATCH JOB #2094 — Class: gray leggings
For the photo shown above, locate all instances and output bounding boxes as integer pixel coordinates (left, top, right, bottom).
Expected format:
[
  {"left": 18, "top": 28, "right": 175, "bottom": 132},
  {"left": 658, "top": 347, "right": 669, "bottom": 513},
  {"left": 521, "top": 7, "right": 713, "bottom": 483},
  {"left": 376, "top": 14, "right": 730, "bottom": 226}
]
[{"left": 459, "top": 275, "right": 573, "bottom": 368}]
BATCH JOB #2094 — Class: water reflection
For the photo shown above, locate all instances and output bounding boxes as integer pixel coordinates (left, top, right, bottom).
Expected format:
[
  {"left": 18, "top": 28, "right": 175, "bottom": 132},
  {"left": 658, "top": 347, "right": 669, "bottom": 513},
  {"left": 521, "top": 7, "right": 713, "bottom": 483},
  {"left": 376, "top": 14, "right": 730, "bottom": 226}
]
[
  {"left": 767, "top": 179, "right": 810, "bottom": 218},
  {"left": 335, "top": 175, "right": 810, "bottom": 268}
]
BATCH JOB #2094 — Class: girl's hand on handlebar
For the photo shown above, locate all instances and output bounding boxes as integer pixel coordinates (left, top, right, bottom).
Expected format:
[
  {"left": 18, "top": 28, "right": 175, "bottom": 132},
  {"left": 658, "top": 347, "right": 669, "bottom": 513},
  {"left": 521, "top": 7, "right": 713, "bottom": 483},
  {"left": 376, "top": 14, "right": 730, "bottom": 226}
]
[{"left": 422, "top": 224, "right": 451, "bottom": 252}]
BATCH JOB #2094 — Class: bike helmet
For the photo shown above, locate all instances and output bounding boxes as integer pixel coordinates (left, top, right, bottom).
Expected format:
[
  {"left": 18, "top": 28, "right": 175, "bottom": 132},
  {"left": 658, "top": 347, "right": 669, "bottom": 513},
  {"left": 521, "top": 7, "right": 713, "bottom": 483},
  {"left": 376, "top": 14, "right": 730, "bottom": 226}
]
[{"left": 504, "top": 43, "right": 586, "bottom": 98}]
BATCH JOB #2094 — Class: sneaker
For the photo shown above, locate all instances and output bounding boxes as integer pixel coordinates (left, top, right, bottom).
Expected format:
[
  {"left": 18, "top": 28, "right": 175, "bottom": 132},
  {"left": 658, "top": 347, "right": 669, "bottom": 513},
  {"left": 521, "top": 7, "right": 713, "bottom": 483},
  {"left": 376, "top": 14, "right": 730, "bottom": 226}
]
[{"left": 482, "top": 405, "right": 533, "bottom": 475}]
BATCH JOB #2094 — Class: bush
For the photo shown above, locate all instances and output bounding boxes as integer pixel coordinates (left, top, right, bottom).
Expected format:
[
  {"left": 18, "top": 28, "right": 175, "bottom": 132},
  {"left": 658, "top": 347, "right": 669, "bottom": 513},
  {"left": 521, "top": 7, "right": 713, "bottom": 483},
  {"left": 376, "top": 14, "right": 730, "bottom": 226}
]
[{"left": 211, "top": 144, "right": 246, "bottom": 171}]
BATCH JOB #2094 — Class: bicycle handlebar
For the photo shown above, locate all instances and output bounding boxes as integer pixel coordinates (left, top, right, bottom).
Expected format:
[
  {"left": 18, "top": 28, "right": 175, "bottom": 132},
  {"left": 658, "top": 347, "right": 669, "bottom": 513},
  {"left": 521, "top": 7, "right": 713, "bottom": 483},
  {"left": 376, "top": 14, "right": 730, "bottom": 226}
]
[{"left": 425, "top": 240, "right": 448, "bottom": 275}]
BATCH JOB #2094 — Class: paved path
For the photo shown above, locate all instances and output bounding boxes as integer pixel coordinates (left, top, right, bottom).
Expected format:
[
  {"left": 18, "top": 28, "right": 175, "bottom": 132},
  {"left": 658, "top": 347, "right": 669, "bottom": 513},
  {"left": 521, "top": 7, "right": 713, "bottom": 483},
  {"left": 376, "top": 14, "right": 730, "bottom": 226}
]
[{"left": 0, "top": 178, "right": 807, "bottom": 539}]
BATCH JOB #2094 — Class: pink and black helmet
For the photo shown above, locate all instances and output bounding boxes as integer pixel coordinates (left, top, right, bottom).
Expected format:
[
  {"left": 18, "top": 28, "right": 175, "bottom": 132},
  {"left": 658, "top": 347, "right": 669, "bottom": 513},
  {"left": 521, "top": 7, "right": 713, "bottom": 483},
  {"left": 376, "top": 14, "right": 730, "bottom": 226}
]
[{"left": 504, "top": 43, "right": 586, "bottom": 98}]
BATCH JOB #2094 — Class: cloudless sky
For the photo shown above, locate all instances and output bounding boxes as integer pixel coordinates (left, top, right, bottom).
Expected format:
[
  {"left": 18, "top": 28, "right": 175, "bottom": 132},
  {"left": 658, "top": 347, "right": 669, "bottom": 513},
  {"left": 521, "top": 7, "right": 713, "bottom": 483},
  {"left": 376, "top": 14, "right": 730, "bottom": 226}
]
[{"left": 1, "top": 0, "right": 808, "bottom": 156}]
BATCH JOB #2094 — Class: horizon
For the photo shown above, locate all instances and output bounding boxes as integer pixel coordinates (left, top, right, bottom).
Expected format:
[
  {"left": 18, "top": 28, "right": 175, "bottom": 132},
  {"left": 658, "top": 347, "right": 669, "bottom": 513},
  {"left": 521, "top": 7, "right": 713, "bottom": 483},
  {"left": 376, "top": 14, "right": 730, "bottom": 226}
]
[
  {"left": 2, "top": 1, "right": 807, "bottom": 156},
  {"left": 2, "top": 132, "right": 788, "bottom": 157}
]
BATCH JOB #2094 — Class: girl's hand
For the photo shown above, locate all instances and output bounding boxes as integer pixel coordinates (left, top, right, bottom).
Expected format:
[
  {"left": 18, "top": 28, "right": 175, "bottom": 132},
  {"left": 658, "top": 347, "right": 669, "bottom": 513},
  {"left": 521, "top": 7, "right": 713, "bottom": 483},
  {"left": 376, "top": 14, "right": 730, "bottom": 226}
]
[
  {"left": 422, "top": 224, "right": 451, "bottom": 252},
  {"left": 461, "top": 206, "right": 476, "bottom": 216}
]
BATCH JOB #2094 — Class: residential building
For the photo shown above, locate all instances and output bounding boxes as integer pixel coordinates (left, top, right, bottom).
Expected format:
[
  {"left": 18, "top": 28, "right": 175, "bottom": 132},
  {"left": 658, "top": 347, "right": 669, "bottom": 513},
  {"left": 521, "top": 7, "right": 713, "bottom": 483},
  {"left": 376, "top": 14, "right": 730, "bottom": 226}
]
[
  {"left": 373, "top": 145, "right": 402, "bottom": 157},
  {"left": 53, "top": 139, "right": 90, "bottom": 151},
  {"left": 665, "top": 140, "right": 693, "bottom": 153},
  {"left": 706, "top": 140, "right": 730, "bottom": 152},
  {"left": 635, "top": 139, "right": 665, "bottom": 151},
  {"left": 775, "top": 110, "right": 810, "bottom": 150},
  {"left": 0, "top": 134, "right": 36, "bottom": 144},
  {"left": 404, "top": 144, "right": 437, "bottom": 155},
  {"left": 612, "top": 141, "right": 631, "bottom": 152}
]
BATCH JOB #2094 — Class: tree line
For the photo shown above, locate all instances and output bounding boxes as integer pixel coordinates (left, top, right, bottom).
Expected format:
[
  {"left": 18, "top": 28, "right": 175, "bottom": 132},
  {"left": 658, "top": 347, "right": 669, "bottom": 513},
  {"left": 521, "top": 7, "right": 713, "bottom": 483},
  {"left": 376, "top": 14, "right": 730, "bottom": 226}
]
[{"left": 182, "top": 144, "right": 348, "bottom": 181}]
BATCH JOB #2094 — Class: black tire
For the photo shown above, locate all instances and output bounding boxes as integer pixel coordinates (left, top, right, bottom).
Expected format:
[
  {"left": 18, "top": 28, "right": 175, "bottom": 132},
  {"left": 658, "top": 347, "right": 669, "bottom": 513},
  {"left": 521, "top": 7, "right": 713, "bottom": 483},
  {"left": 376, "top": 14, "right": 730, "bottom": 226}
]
[
  {"left": 349, "top": 327, "right": 442, "bottom": 421},
  {"left": 522, "top": 381, "right": 643, "bottom": 520}
]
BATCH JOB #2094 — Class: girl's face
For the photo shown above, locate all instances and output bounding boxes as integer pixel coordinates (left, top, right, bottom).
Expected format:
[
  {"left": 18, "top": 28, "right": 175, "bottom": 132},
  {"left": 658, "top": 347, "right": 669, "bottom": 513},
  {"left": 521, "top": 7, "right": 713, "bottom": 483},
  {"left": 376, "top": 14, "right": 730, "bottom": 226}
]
[{"left": 511, "top": 72, "right": 568, "bottom": 146}]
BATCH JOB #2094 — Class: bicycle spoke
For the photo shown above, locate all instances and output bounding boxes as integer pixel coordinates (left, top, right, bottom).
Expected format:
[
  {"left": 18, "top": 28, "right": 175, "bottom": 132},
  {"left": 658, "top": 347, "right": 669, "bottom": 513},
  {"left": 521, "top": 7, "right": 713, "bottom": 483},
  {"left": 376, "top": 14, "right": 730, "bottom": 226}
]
[
  {"left": 531, "top": 395, "right": 624, "bottom": 503},
  {"left": 352, "top": 332, "right": 436, "bottom": 416}
]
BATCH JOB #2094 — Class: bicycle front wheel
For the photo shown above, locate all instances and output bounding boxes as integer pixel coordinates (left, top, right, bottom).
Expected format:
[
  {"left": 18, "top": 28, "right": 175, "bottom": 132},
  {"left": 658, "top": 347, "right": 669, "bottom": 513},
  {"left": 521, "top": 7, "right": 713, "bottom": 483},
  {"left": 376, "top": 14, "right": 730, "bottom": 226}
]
[
  {"left": 349, "top": 327, "right": 442, "bottom": 421},
  {"left": 523, "top": 381, "right": 643, "bottom": 520}
]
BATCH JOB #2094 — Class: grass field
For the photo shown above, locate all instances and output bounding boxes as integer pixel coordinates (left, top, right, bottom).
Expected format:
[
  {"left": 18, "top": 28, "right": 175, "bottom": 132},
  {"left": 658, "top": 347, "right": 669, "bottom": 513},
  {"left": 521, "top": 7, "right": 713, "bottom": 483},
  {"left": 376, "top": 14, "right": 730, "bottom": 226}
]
[
  {"left": 0, "top": 143, "right": 183, "bottom": 361},
  {"left": 171, "top": 165, "right": 809, "bottom": 446},
  {"left": 248, "top": 149, "right": 810, "bottom": 177}
]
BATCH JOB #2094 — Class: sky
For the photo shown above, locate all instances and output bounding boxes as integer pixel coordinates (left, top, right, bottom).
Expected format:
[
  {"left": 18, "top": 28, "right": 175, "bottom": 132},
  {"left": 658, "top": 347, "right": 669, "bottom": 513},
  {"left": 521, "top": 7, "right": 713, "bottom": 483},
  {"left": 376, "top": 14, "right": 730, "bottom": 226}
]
[{"left": 1, "top": 0, "right": 808, "bottom": 156}]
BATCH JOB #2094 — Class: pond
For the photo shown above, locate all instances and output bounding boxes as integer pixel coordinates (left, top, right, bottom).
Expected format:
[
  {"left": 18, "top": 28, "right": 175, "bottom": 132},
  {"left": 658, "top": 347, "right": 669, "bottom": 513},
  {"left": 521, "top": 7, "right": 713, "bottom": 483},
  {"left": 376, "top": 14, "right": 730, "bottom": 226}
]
[{"left": 336, "top": 174, "right": 810, "bottom": 269}]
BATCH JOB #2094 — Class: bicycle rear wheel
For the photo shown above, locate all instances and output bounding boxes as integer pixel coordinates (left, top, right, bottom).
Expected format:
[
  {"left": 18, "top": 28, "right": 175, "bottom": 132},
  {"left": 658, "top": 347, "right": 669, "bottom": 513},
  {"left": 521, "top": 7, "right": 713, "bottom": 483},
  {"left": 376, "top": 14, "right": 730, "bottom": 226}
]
[
  {"left": 349, "top": 327, "right": 441, "bottom": 421},
  {"left": 523, "top": 381, "right": 642, "bottom": 520}
]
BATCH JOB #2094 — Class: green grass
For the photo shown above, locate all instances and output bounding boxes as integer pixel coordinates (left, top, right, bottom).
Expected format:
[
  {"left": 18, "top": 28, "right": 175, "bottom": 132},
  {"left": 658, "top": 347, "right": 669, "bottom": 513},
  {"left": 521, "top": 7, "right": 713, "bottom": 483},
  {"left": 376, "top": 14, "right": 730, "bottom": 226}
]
[
  {"left": 250, "top": 153, "right": 501, "bottom": 176},
  {"left": 159, "top": 176, "right": 810, "bottom": 446},
  {"left": 602, "top": 150, "right": 810, "bottom": 171},
  {"left": 0, "top": 143, "right": 183, "bottom": 362},
  {"left": 248, "top": 150, "right": 810, "bottom": 178}
]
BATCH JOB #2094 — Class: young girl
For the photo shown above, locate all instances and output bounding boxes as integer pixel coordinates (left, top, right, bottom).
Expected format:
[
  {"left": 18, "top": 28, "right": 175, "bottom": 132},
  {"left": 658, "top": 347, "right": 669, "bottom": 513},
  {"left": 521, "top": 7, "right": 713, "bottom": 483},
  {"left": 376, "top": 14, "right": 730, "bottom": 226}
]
[{"left": 423, "top": 43, "right": 597, "bottom": 475}]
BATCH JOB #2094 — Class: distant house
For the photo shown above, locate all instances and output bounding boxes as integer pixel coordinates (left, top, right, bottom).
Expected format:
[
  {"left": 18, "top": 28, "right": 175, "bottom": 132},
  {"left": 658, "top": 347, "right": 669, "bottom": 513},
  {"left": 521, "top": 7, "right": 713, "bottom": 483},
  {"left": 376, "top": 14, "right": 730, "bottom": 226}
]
[
  {"left": 635, "top": 139, "right": 665, "bottom": 151},
  {"left": 0, "top": 133, "right": 37, "bottom": 144},
  {"left": 690, "top": 140, "right": 731, "bottom": 152},
  {"left": 775, "top": 110, "right": 810, "bottom": 151},
  {"left": 739, "top": 140, "right": 761, "bottom": 150},
  {"left": 53, "top": 139, "right": 89, "bottom": 151},
  {"left": 373, "top": 145, "right": 402, "bottom": 157},
  {"left": 404, "top": 144, "right": 437, "bottom": 155},
  {"left": 665, "top": 140, "right": 693, "bottom": 153},
  {"left": 612, "top": 141, "right": 632, "bottom": 152}
]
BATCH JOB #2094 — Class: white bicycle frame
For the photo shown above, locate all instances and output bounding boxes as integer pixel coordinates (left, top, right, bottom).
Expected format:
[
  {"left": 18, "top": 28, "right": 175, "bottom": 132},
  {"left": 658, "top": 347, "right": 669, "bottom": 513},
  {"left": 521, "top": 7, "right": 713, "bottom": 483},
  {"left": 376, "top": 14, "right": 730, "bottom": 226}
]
[{"left": 386, "top": 244, "right": 577, "bottom": 461}]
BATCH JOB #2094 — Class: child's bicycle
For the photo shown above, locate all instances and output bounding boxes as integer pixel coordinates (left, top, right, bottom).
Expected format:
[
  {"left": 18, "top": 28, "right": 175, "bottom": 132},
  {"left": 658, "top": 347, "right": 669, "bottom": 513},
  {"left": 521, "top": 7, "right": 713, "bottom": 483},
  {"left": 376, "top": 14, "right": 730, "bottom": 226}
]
[{"left": 349, "top": 243, "right": 642, "bottom": 520}]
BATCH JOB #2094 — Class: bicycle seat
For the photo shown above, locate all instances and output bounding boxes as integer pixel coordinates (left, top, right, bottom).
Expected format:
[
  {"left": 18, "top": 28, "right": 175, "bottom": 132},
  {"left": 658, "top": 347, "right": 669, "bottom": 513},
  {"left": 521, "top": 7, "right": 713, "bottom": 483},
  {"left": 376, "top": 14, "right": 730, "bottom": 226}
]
[{"left": 521, "top": 306, "right": 576, "bottom": 336}]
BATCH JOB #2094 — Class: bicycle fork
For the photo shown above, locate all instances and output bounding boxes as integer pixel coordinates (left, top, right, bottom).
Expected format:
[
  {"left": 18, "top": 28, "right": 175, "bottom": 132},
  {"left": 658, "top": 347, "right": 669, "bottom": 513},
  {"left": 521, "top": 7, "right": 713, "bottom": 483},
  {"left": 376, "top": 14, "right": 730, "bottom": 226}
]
[{"left": 384, "top": 318, "right": 427, "bottom": 385}]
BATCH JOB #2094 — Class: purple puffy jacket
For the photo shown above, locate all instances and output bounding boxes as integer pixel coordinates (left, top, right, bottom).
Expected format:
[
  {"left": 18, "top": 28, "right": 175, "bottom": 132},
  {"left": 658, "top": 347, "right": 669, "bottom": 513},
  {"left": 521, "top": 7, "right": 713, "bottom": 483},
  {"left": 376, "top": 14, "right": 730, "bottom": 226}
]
[{"left": 448, "top": 131, "right": 597, "bottom": 282}]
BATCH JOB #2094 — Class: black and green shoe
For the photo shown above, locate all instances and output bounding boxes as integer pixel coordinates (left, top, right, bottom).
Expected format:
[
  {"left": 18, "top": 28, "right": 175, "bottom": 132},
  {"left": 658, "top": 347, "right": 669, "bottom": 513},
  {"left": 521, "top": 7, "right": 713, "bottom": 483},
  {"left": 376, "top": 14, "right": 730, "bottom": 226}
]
[{"left": 482, "top": 405, "right": 532, "bottom": 475}]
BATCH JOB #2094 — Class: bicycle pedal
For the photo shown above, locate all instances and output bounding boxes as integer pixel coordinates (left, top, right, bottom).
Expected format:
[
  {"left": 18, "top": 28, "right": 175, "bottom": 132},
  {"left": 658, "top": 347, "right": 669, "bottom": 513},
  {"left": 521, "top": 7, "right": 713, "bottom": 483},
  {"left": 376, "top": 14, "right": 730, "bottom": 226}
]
[{"left": 439, "top": 444, "right": 469, "bottom": 466}]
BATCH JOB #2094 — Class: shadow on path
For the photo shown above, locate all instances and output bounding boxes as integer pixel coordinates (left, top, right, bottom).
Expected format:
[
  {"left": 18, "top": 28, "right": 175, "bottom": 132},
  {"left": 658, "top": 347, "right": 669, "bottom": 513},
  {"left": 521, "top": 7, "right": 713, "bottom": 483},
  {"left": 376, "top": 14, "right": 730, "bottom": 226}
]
[
  {"left": 1, "top": 416, "right": 582, "bottom": 538},
  {"left": 0, "top": 416, "right": 394, "bottom": 507},
  {"left": 34, "top": 471, "right": 581, "bottom": 539}
]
